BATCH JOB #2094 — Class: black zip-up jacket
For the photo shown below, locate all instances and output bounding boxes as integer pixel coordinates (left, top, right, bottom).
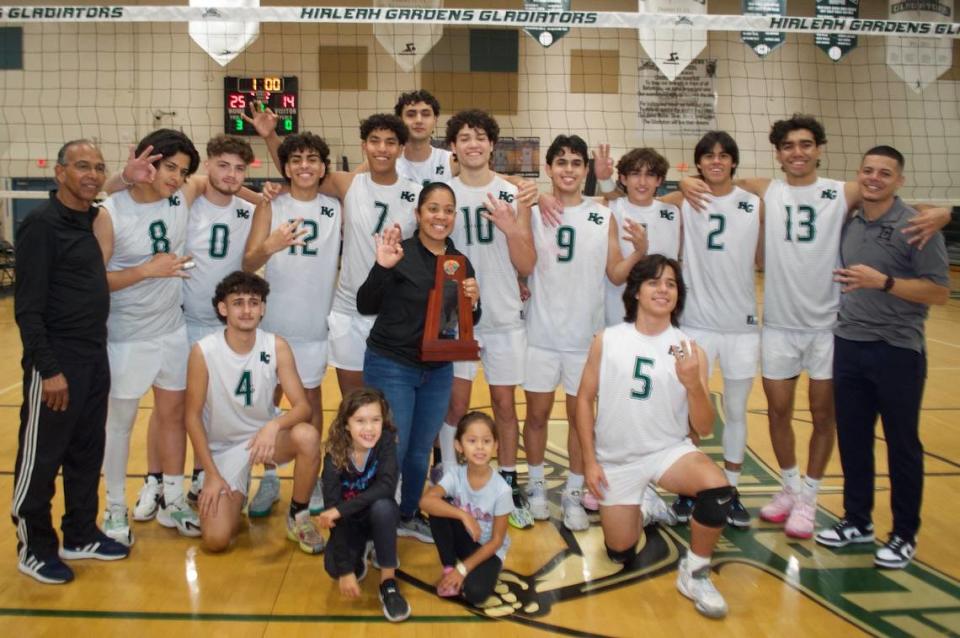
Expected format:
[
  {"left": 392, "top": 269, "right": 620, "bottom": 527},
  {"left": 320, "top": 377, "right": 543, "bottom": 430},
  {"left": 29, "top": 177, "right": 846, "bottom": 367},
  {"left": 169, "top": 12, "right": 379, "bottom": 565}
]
[
  {"left": 356, "top": 235, "right": 481, "bottom": 369},
  {"left": 15, "top": 192, "right": 109, "bottom": 378}
]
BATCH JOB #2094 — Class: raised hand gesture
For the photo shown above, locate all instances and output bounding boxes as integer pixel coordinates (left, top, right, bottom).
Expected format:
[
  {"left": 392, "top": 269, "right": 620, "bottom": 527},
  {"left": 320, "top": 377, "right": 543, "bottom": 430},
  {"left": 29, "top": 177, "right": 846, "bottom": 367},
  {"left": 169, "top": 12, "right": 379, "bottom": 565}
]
[
  {"left": 264, "top": 217, "right": 307, "bottom": 255},
  {"left": 592, "top": 144, "right": 614, "bottom": 182},
  {"left": 480, "top": 192, "right": 519, "bottom": 235},
  {"left": 121, "top": 144, "right": 163, "bottom": 185},
  {"left": 241, "top": 101, "right": 279, "bottom": 139},
  {"left": 375, "top": 223, "right": 404, "bottom": 268}
]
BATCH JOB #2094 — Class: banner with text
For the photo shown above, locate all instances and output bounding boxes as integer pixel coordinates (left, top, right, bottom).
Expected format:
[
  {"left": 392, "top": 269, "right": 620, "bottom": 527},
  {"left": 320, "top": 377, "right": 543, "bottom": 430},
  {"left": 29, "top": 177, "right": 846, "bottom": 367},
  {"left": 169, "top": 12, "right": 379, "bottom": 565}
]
[
  {"left": 637, "top": 0, "right": 708, "bottom": 81},
  {"left": 815, "top": 0, "right": 858, "bottom": 62},
  {"left": 887, "top": 0, "right": 954, "bottom": 92},
  {"left": 741, "top": 0, "right": 786, "bottom": 57},
  {"left": 638, "top": 57, "right": 717, "bottom": 136},
  {"left": 524, "top": 0, "right": 570, "bottom": 48}
]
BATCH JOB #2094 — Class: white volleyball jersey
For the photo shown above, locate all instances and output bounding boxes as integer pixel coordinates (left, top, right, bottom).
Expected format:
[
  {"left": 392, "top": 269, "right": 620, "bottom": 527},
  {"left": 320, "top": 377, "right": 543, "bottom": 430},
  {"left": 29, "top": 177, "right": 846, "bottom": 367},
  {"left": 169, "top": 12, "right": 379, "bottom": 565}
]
[
  {"left": 397, "top": 147, "right": 454, "bottom": 186},
  {"left": 449, "top": 175, "right": 523, "bottom": 333},
  {"left": 603, "top": 198, "right": 681, "bottom": 326},
  {"left": 183, "top": 194, "right": 255, "bottom": 328},
  {"left": 103, "top": 189, "right": 187, "bottom": 342},
  {"left": 261, "top": 192, "right": 341, "bottom": 341},
  {"left": 594, "top": 323, "right": 691, "bottom": 465},
  {"left": 763, "top": 178, "right": 846, "bottom": 331},
  {"left": 527, "top": 199, "right": 610, "bottom": 351},
  {"left": 331, "top": 173, "right": 421, "bottom": 316},
  {"left": 198, "top": 328, "right": 278, "bottom": 453},
  {"left": 680, "top": 187, "right": 761, "bottom": 332}
]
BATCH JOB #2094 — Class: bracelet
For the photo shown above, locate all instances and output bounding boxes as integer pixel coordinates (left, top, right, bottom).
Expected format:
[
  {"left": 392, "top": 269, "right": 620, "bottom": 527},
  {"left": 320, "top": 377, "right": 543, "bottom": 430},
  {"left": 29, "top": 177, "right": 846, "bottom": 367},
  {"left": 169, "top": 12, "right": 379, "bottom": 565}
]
[
  {"left": 118, "top": 171, "right": 134, "bottom": 187},
  {"left": 455, "top": 561, "right": 468, "bottom": 577},
  {"left": 598, "top": 177, "right": 617, "bottom": 193}
]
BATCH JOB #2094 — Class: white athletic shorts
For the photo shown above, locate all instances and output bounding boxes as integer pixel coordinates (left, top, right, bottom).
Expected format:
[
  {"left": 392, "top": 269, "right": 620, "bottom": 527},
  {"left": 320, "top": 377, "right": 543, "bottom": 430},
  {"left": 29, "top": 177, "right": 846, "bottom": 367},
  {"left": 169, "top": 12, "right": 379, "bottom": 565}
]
[
  {"left": 682, "top": 326, "right": 759, "bottom": 381},
  {"left": 327, "top": 310, "right": 375, "bottom": 372},
  {"left": 762, "top": 326, "right": 833, "bottom": 381},
  {"left": 288, "top": 339, "right": 329, "bottom": 388},
  {"left": 186, "top": 320, "right": 221, "bottom": 346},
  {"left": 210, "top": 441, "right": 253, "bottom": 496},
  {"left": 522, "top": 346, "right": 589, "bottom": 396},
  {"left": 107, "top": 325, "right": 189, "bottom": 399},
  {"left": 453, "top": 328, "right": 525, "bottom": 386},
  {"left": 599, "top": 439, "right": 699, "bottom": 507}
]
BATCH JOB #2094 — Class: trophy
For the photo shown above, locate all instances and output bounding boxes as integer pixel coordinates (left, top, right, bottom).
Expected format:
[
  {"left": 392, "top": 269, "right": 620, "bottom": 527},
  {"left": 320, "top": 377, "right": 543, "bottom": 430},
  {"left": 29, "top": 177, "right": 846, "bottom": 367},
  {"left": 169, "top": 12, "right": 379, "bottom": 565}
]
[{"left": 421, "top": 255, "right": 480, "bottom": 362}]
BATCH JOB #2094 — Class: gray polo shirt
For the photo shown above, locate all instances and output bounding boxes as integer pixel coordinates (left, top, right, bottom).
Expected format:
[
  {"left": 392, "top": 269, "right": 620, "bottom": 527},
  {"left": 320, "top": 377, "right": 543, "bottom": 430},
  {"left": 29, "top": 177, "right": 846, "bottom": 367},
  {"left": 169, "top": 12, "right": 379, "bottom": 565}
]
[{"left": 835, "top": 196, "right": 949, "bottom": 352}]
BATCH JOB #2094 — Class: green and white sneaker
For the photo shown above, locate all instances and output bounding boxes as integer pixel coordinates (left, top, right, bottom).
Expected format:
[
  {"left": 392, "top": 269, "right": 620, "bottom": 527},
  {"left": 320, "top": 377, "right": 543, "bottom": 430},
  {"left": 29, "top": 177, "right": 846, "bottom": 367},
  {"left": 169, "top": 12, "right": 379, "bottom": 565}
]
[
  {"left": 103, "top": 505, "right": 134, "bottom": 547},
  {"left": 309, "top": 479, "right": 324, "bottom": 515},
  {"left": 248, "top": 474, "right": 281, "bottom": 518},
  {"left": 287, "top": 509, "right": 325, "bottom": 554},
  {"left": 157, "top": 495, "right": 201, "bottom": 538},
  {"left": 501, "top": 471, "right": 534, "bottom": 529}
]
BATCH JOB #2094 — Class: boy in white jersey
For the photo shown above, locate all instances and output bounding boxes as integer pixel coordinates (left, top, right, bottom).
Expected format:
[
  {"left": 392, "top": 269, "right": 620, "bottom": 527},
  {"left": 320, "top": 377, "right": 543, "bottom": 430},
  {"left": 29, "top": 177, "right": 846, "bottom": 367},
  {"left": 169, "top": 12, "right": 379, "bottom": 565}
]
[
  {"left": 437, "top": 110, "right": 537, "bottom": 531},
  {"left": 680, "top": 115, "right": 949, "bottom": 539},
  {"left": 524, "top": 135, "right": 646, "bottom": 531},
  {"left": 394, "top": 90, "right": 455, "bottom": 186},
  {"left": 93, "top": 129, "right": 202, "bottom": 545},
  {"left": 577, "top": 255, "right": 733, "bottom": 619},
  {"left": 185, "top": 271, "right": 324, "bottom": 554},
  {"left": 672, "top": 131, "right": 763, "bottom": 528},
  {"left": 243, "top": 132, "right": 341, "bottom": 518}
]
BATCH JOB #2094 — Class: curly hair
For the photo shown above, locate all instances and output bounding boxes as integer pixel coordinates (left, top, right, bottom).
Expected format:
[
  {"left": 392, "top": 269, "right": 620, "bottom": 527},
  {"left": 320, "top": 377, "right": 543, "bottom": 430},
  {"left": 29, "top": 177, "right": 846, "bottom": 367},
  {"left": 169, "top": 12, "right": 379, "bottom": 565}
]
[
  {"left": 360, "top": 113, "right": 409, "bottom": 145},
  {"left": 769, "top": 114, "right": 827, "bottom": 149},
  {"left": 212, "top": 271, "right": 269, "bottom": 324},
  {"left": 616, "top": 147, "right": 669, "bottom": 182},
  {"left": 324, "top": 388, "right": 397, "bottom": 472},
  {"left": 207, "top": 134, "right": 254, "bottom": 164},
  {"left": 394, "top": 89, "right": 441, "bottom": 117},
  {"left": 276, "top": 132, "right": 331, "bottom": 185},
  {"left": 444, "top": 109, "right": 500, "bottom": 146}
]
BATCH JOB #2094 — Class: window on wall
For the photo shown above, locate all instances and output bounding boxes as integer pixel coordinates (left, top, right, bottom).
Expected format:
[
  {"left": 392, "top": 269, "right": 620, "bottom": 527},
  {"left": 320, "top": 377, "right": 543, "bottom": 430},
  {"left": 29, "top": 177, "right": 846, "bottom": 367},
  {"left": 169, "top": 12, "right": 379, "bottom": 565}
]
[{"left": 0, "top": 27, "right": 23, "bottom": 70}]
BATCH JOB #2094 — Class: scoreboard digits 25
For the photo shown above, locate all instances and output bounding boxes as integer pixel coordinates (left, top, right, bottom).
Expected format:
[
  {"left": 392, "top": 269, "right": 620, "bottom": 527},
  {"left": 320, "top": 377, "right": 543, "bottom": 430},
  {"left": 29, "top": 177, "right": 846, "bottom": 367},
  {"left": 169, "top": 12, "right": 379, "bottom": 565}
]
[{"left": 224, "top": 76, "right": 299, "bottom": 136}]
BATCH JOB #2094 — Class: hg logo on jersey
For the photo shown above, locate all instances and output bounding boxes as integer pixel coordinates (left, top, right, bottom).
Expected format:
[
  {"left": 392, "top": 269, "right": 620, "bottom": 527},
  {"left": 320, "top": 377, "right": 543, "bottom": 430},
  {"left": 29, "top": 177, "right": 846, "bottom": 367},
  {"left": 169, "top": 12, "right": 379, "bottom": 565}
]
[
  {"left": 260, "top": 352, "right": 271, "bottom": 364},
  {"left": 168, "top": 195, "right": 181, "bottom": 206},
  {"left": 588, "top": 212, "right": 604, "bottom": 225},
  {"left": 236, "top": 208, "right": 250, "bottom": 219},
  {"left": 659, "top": 209, "right": 675, "bottom": 220},
  {"left": 499, "top": 191, "right": 515, "bottom": 203},
  {"left": 435, "top": 165, "right": 445, "bottom": 175},
  {"left": 821, "top": 189, "right": 838, "bottom": 200},
  {"left": 738, "top": 201, "right": 755, "bottom": 213},
  {"left": 400, "top": 191, "right": 415, "bottom": 203},
  {"left": 321, "top": 206, "right": 335, "bottom": 218}
]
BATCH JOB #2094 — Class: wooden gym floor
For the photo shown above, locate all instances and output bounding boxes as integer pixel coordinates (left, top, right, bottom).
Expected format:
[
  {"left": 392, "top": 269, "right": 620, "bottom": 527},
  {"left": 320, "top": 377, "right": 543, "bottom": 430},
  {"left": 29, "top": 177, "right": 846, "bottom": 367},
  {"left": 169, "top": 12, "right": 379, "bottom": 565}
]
[{"left": 0, "top": 275, "right": 958, "bottom": 637}]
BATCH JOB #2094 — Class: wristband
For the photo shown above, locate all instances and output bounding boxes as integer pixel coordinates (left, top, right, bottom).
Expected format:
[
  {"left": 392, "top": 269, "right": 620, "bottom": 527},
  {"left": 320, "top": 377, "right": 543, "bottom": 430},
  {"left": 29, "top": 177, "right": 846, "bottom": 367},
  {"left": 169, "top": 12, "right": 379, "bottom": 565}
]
[
  {"left": 598, "top": 177, "right": 617, "bottom": 193},
  {"left": 455, "top": 561, "right": 468, "bottom": 577},
  {"left": 883, "top": 275, "right": 895, "bottom": 292}
]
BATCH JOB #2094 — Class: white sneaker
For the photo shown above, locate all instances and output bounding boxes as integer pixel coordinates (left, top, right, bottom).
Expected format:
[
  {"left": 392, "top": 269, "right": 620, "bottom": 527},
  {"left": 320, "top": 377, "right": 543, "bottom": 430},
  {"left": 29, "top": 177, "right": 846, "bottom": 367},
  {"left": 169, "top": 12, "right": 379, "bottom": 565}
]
[
  {"left": 676, "top": 557, "right": 728, "bottom": 619},
  {"left": 641, "top": 486, "right": 678, "bottom": 526},
  {"left": 309, "top": 479, "right": 325, "bottom": 515},
  {"left": 561, "top": 489, "right": 589, "bottom": 531},
  {"left": 133, "top": 476, "right": 162, "bottom": 522},
  {"left": 157, "top": 495, "right": 202, "bottom": 538},
  {"left": 103, "top": 505, "right": 134, "bottom": 547},
  {"left": 526, "top": 480, "right": 550, "bottom": 521}
]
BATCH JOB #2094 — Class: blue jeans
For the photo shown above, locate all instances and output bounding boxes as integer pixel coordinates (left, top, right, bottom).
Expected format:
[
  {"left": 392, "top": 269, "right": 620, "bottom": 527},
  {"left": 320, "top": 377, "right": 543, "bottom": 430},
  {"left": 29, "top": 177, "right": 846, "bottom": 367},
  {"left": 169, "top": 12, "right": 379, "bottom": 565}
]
[{"left": 363, "top": 349, "right": 453, "bottom": 518}]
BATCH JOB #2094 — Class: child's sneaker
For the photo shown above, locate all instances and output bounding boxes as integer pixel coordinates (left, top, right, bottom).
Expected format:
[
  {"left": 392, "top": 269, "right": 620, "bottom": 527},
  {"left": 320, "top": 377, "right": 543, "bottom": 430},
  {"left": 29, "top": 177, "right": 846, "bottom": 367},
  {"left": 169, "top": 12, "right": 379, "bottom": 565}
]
[
  {"left": 133, "top": 475, "right": 162, "bottom": 522},
  {"left": 397, "top": 512, "right": 434, "bottom": 543},
  {"left": 379, "top": 578, "right": 411, "bottom": 622}
]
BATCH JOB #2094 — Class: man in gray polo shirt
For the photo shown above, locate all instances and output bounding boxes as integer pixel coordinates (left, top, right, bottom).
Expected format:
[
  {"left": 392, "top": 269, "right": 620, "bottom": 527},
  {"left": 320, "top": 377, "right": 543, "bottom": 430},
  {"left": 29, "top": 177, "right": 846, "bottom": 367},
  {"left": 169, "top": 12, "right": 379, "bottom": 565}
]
[{"left": 814, "top": 146, "right": 950, "bottom": 569}]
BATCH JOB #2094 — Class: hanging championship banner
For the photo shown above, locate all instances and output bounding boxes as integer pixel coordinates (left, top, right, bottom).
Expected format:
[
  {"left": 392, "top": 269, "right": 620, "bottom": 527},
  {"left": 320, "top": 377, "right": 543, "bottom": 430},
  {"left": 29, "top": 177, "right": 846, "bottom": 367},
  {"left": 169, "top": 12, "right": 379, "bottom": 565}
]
[
  {"left": 741, "top": 0, "right": 786, "bottom": 57},
  {"left": 524, "top": 0, "right": 570, "bottom": 48},
  {"left": 638, "top": 57, "right": 717, "bottom": 136},
  {"left": 815, "top": 0, "right": 858, "bottom": 61},
  {"left": 887, "top": 0, "right": 954, "bottom": 92},
  {"left": 637, "top": 0, "right": 708, "bottom": 81},
  {"left": 374, "top": 0, "right": 444, "bottom": 71},
  {"left": 188, "top": 0, "right": 259, "bottom": 66}
]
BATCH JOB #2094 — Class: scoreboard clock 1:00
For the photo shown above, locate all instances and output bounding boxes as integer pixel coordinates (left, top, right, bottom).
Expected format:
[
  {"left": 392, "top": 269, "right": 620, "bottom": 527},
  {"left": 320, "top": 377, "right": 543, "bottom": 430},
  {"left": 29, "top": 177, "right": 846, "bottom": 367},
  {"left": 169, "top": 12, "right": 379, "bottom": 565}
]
[{"left": 224, "top": 76, "right": 299, "bottom": 136}]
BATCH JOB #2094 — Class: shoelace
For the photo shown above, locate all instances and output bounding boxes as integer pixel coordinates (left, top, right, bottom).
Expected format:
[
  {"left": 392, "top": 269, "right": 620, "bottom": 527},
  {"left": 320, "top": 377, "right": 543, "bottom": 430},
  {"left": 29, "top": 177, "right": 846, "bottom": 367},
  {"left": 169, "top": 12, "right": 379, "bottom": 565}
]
[{"left": 886, "top": 535, "right": 907, "bottom": 552}]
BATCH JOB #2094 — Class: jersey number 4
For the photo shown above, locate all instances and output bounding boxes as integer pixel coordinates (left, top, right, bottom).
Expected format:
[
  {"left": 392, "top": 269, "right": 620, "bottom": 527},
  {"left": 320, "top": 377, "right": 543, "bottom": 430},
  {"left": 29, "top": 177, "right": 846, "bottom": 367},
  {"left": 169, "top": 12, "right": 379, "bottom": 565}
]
[{"left": 235, "top": 370, "right": 254, "bottom": 407}]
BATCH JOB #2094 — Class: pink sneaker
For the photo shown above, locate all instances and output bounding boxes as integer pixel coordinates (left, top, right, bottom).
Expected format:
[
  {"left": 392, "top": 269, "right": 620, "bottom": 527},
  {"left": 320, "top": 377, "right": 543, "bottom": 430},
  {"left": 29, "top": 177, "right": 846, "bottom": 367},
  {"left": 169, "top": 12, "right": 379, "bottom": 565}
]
[
  {"left": 581, "top": 489, "right": 600, "bottom": 512},
  {"left": 785, "top": 498, "right": 816, "bottom": 539},
  {"left": 760, "top": 487, "right": 797, "bottom": 523}
]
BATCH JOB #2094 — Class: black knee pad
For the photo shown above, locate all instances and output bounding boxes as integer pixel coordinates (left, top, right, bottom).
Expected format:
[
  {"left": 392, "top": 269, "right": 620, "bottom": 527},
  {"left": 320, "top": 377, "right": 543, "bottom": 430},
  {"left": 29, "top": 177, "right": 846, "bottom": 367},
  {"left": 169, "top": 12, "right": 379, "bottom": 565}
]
[
  {"left": 605, "top": 543, "right": 637, "bottom": 565},
  {"left": 692, "top": 486, "right": 737, "bottom": 528}
]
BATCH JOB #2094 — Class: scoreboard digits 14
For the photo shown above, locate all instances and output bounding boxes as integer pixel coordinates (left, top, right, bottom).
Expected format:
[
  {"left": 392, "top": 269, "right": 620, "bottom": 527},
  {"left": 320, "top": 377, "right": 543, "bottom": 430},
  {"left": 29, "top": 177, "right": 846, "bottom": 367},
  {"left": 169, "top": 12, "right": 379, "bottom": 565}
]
[{"left": 224, "top": 76, "right": 299, "bottom": 136}]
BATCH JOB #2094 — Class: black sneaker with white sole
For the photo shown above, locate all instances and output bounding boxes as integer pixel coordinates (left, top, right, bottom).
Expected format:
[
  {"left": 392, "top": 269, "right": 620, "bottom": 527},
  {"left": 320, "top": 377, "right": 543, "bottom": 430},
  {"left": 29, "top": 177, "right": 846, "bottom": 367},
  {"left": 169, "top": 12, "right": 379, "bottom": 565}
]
[
  {"left": 874, "top": 534, "right": 916, "bottom": 569},
  {"left": 726, "top": 497, "right": 752, "bottom": 528},
  {"left": 814, "top": 518, "right": 875, "bottom": 548},
  {"left": 60, "top": 532, "right": 130, "bottom": 561},
  {"left": 379, "top": 578, "right": 411, "bottom": 622},
  {"left": 672, "top": 495, "right": 695, "bottom": 524},
  {"left": 18, "top": 551, "right": 74, "bottom": 584}
]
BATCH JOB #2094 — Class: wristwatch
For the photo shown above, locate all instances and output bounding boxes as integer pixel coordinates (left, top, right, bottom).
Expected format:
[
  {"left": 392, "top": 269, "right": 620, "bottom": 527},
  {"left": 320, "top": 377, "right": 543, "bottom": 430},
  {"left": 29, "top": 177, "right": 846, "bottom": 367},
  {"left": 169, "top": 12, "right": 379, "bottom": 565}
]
[{"left": 883, "top": 275, "right": 895, "bottom": 292}]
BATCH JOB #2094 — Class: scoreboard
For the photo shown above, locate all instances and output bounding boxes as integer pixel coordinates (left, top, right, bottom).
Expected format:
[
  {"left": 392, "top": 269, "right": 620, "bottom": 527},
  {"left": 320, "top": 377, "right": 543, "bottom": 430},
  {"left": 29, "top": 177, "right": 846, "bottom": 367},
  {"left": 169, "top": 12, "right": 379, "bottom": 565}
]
[{"left": 223, "top": 76, "right": 299, "bottom": 136}]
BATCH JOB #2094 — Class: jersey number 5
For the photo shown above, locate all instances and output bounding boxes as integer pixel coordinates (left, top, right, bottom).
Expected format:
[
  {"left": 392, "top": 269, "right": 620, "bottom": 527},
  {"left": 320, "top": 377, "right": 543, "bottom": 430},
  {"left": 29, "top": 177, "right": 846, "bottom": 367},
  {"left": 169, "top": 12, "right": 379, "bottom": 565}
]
[{"left": 630, "top": 357, "right": 654, "bottom": 400}]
